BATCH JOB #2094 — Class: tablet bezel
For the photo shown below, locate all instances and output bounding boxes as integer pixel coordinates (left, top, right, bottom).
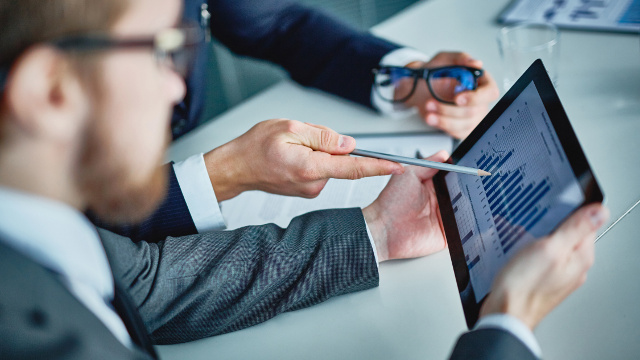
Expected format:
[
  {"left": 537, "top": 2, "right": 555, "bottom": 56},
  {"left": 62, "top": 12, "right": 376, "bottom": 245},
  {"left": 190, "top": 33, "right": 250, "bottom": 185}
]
[{"left": 433, "top": 59, "right": 604, "bottom": 328}]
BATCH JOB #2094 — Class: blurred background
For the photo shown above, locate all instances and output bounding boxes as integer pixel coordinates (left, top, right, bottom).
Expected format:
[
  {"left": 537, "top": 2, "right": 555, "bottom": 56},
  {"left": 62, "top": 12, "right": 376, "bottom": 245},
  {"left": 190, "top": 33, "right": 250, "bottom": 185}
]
[{"left": 200, "top": 0, "right": 422, "bottom": 123}]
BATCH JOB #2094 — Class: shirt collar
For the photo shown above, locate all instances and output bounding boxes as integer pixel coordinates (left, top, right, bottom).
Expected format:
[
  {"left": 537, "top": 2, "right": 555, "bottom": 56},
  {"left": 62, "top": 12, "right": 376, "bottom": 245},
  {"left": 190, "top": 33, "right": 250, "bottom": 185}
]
[{"left": 0, "top": 186, "right": 114, "bottom": 300}]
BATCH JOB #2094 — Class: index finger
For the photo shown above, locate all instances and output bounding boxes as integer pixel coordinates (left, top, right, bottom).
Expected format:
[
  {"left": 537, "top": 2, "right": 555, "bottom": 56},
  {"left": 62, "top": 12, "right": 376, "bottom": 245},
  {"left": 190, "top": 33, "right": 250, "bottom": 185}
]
[
  {"left": 310, "top": 152, "right": 405, "bottom": 180},
  {"left": 410, "top": 150, "right": 450, "bottom": 181},
  {"left": 454, "top": 70, "right": 500, "bottom": 107}
]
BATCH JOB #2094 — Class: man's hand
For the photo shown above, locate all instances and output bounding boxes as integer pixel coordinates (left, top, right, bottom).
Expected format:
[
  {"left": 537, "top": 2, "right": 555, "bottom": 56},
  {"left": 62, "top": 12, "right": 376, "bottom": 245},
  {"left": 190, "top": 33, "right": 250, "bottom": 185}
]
[
  {"left": 362, "top": 151, "right": 449, "bottom": 262},
  {"left": 403, "top": 52, "right": 500, "bottom": 139},
  {"left": 480, "top": 203, "right": 609, "bottom": 330},
  {"left": 203, "top": 119, "right": 404, "bottom": 201}
]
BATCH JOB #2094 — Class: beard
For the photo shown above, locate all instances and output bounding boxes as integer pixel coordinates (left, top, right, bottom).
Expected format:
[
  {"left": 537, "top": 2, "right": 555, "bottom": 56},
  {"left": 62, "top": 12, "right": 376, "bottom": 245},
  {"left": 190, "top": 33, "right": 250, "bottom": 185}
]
[{"left": 75, "top": 114, "right": 170, "bottom": 226}]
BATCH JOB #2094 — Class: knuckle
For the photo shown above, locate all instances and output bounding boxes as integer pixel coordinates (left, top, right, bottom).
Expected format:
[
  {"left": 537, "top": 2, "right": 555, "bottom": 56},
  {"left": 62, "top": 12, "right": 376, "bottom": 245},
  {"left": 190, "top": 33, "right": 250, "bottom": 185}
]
[
  {"left": 435, "top": 116, "right": 449, "bottom": 129},
  {"left": 438, "top": 150, "right": 451, "bottom": 159},
  {"left": 267, "top": 118, "right": 286, "bottom": 129},
  {"left": 297, "top": 162, "right": 319, "bottom": 182},
  {"left": 578, "top": 273, "right": 588, "bottom": 286},
  {"left": 300, "top": 182, "right": 325, "bottom": 198},
  {"left": 465, "top": 106, "right": 482, "bottom": 118},
  {"left": 282, "top": 119, "right": 299, "bottom": 134},
  {"left": 465, "top": 106, "right": 478, "bottom": 116},
  {"left": 348, "top": 164, "right": 366, "bottom": 180},
  {"left": 320, "top": 129, "right": 334, "bottom": 150},
  {"left": 585, "top": 251, "right": 595, "bottom": 269}
]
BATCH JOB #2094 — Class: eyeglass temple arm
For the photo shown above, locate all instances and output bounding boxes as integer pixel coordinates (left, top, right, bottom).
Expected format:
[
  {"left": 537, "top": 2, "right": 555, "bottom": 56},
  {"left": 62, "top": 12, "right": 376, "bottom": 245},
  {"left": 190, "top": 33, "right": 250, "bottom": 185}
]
[
  {"left": 372, "top": 66, "right": 427, "bottom": 75},
  {"left": 0, "top": 68, "right": 8, "bottom": 93}
]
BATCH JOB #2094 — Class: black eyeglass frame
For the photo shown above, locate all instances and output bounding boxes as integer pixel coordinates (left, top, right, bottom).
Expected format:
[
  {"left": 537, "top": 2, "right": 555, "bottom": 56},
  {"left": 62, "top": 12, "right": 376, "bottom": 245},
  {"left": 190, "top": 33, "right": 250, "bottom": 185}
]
[
  {"left": 0, "top": 23, "right": 205, "bottom": 93},
  {"left": 372, "top": 65, "right": 484, "bottom": 105}
]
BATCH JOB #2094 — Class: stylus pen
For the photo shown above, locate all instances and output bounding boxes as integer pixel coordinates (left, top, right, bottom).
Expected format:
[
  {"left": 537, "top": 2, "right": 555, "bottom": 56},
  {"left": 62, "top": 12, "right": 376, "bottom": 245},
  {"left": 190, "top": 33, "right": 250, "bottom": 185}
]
[{"left": 351, "top": 149, "right": 491, "bottom": 177}]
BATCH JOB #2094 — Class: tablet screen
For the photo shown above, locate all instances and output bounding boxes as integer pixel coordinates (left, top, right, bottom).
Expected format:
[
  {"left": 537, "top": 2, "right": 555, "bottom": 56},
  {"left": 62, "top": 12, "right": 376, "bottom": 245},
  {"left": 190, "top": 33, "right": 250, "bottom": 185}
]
[{"left": 444, "top": 81, "right": 585, "bottom": 302}]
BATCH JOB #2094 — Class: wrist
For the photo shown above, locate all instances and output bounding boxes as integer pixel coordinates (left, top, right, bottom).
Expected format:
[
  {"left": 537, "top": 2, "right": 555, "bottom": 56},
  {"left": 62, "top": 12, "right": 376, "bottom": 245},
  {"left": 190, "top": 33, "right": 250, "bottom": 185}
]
[
  {"left": 480, "top": 288, "right": 539, "bottom": 331},
  {"left": 203, "top": 141, "right": 250, "bottom": 202},
  {"left": 362, "top": 205, "right": 389, "bottom": 262}
]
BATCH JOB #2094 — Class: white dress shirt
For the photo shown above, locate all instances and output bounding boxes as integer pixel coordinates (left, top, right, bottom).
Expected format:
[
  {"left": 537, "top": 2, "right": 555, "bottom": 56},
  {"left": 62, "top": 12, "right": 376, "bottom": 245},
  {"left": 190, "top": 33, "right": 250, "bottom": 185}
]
[
  {"left": 173, "top": 153, "right": 226, "bottom": 231},
  {"left": 0, "top": 187, "right": 133, "bottom": 349}
]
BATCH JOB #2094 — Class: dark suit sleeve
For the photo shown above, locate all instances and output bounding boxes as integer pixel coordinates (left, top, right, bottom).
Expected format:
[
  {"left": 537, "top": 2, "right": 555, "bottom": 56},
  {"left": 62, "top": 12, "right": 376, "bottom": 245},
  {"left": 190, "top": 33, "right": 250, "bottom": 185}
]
[
  {"left": 208, "top": 0, "right": 401, "bottom": 108},
  {"left": 99, "top": 207, "right": 379, "bottom": 345},
  {"left": 89, "top": 164, "right": 198, "bottom": 242},
  {"left": 449, "top": 328, "right": 539, "bottom": 360}
]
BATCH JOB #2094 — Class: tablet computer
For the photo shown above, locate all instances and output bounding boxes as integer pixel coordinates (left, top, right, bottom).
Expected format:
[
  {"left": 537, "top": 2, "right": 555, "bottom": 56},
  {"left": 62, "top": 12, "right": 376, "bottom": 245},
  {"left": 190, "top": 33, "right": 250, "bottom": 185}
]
[{"left": 433, "top": 59, "right": 603, "bottom": 328}]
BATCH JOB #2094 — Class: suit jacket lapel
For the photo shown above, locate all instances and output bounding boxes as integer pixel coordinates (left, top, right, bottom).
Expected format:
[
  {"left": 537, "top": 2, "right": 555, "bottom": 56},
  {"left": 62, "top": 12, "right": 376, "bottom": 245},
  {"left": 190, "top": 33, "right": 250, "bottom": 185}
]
[{"left": 112, "top": 281, "right": 159, "bottom": 359}]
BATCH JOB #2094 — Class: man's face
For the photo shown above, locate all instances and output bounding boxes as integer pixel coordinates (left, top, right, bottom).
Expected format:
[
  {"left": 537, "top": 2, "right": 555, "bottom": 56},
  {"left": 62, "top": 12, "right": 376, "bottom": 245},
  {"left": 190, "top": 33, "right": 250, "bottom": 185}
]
[{"left": 78, "top": 0, "right": 186, "bottom": 223}]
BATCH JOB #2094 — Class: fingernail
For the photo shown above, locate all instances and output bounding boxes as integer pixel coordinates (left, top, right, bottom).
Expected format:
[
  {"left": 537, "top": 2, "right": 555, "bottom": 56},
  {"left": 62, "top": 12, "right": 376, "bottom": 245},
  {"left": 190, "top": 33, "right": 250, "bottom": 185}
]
[
  {"left": 588, "top": 206, "right": 607, "bottom": 229},
  {"left": 427, "top": 102, "right": 438, "bottom": 112},
  {"left": 339, "top": 135, "right": 354, "bottom": 149},
  {"left": 427, "top": 115, "right": 439, "bottom": 126},
  {"left": 456, "top": 96, "right": 468, "bottom": 106}
]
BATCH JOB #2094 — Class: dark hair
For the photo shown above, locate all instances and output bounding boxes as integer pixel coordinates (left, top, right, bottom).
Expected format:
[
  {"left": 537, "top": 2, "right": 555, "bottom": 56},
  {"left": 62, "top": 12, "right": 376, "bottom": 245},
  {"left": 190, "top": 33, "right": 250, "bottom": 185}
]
[
  {"left": 0, "top": 0, "right": 129, "bottom": 127},
  {"left": 0, "top": 1, "right": 128, "bottom": 67}
]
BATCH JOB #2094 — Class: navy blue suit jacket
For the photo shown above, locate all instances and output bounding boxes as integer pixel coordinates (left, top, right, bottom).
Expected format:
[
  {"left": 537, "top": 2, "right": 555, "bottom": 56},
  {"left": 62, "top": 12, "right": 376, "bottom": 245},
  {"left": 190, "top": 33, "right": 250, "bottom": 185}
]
[{"left": 94, "top": 0, "right": 401, "bottom": 241}]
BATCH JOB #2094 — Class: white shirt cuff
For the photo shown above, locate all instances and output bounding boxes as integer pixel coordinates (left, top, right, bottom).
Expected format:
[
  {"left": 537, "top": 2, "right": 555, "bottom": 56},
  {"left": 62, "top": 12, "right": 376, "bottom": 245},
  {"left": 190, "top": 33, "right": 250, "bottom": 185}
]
[
  {"left": 371, "top": 47, "right": 433, "bottom": 117},
  {"left": 475, "top": 314, "right": 543, "bottom": 358},
  {"left": 172, "top": 154, "right": 227, "bottom": 232},
  {"left": 363, "top": 219, "right": 380, "bottom": 269}
]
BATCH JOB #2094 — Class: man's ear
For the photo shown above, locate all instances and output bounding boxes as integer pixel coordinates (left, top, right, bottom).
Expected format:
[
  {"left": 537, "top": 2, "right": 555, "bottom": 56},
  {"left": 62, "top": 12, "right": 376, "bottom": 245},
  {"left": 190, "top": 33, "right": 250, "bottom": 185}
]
[{"left": 4, "top": 45, "right": 89, "bottom": 142}]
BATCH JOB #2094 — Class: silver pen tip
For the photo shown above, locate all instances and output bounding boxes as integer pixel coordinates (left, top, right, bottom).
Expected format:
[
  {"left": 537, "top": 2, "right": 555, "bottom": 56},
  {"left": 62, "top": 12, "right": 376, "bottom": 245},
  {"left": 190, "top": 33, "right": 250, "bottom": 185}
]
[{"left": 478, "top": 170, "right": 492, "bottom": 176}]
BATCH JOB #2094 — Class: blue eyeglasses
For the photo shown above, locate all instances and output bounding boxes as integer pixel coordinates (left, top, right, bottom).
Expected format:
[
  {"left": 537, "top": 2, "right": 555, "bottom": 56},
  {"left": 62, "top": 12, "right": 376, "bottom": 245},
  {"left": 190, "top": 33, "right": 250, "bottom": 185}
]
[{"left": 373, "top": 65, "right": 484, "bottom": 105}]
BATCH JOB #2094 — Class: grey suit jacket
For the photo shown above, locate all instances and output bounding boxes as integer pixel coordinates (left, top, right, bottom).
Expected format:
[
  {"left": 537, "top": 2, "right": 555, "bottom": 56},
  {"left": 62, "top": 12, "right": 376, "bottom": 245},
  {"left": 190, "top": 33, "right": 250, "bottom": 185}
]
[
  {"left": 0, "top": 242, "right": 153, "bottom": 360},
  {"left": 1, "top": 207, "right": 536, "bottom": 359},
  {"left": 100, "top": 208, "right": 380, "bottom": 345}
]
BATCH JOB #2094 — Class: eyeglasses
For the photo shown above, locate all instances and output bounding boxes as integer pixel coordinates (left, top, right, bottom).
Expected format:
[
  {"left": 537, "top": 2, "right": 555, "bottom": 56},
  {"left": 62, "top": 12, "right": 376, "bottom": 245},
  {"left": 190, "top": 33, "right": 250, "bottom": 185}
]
[
  {"left": 0, "top": 23, "right": 205, "bottom": 92},
  {"left": 51, "top": 23, "right": 205, "bottom": 77},
  {"left": 372, "top": 66, "right": 484, "bottom": 104}
]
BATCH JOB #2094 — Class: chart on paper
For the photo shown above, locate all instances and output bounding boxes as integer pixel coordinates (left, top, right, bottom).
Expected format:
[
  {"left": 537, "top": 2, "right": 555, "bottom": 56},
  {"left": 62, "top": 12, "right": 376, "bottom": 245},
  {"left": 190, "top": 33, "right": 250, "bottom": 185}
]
[
  {"left": 499, "top": 0, "right": 640, "bottom": 33},
  {"left": 445, "top": 82, "right": 584, "bottom": 301}
]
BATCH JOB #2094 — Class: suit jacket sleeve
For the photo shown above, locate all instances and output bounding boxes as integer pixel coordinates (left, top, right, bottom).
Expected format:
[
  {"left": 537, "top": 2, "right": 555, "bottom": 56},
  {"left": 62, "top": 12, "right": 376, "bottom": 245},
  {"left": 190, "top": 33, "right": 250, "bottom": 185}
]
[
  {"left": 449, "top": 328, "right": 538, "bottom": 360},
  {"left": 89, "top": 164, "right": 198, "bottom": 242},
  {"left": 99, "top": 207, "right": 379, "bottom": 345},
  {"left": 208, "top": 0, "right": 401, "bottom": 108}
]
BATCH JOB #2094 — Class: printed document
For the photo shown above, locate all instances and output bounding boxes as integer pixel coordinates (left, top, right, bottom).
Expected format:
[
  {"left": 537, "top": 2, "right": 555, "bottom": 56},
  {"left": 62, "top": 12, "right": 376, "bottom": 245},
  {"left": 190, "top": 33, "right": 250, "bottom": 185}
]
[{"left": 499, "top": 0, "right": 640, "bottom": 33}]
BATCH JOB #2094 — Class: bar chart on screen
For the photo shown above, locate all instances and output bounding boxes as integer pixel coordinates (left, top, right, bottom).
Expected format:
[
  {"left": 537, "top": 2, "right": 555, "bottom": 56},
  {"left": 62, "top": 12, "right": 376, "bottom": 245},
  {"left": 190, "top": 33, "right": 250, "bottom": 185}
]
[
  {"left": 477, "top": 150, "right": 552, "bottom": 255},
  {"left": 471, "top": 107, "right": 559, "bottom": 260},
  {"left": 445, "top": 81, "right": 584, "bottom": 301}
]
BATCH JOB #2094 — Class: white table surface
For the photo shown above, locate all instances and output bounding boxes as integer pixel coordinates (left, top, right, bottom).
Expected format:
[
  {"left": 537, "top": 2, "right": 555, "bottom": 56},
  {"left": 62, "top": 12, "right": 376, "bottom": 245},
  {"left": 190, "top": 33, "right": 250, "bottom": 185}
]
[{"left": 161, "top": 0, "right": 640, "bottom": 358}]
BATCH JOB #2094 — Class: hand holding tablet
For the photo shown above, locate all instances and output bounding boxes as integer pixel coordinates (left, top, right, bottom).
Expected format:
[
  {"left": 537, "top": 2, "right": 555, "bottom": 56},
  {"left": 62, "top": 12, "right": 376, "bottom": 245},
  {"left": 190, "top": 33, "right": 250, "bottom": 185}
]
[
  {"left": 433, "top": 60, "right": 605, "bottom": 328},
  {"left": 481, "top": 203, "right": 608, "bottom": 330}
]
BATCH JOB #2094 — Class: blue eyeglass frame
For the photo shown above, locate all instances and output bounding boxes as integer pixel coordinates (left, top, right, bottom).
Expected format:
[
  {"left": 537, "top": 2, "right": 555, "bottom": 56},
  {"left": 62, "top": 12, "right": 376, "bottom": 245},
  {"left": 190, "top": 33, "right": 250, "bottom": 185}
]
[{"left": 372, "top": 65, "right": 484, "bottom": 105}]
